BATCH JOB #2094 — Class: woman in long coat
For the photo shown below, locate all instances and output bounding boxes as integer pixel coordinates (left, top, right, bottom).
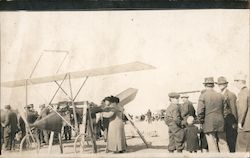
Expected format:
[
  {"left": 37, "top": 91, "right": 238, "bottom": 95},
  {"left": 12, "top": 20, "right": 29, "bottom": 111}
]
[{"left": 102, "top": 96, "right": 126, "bottom": 153}]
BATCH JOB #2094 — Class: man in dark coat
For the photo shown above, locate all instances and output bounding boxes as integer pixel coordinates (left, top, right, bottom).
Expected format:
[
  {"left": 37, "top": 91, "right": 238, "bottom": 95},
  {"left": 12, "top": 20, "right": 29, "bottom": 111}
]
[
  {"left": 197, "top": 77, "right": 229, "bottom": 152},
  {"left": 1, "top": 105, "right": 18, "bottom": 150},
  {"left": 25, "top": 104, "right": 40, "bottom": 145},
  {"left": 164, "top": 92, "right": 184, "bottom": 153},
  {"left": 234, "top": 73, "right": 250, "bottom": 152},
  {"left": 216, "top": 76, "right": 238, "bottom": 152},
  {"left": 180, "top": 95, "right": 196, "bottom": 127}
]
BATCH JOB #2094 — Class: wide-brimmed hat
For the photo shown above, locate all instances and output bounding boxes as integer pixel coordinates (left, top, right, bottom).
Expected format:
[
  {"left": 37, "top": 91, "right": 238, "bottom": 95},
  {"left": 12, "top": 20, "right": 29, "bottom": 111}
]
[
  {"left": 102, "top": 96, "right": 111, "bottom": 102},
  {"left": 110, "top": 96, "right": 120, "bottom": 103},
  {"left": 168, "top": 92, "right": 180, "bottom": 99},
  {"left": 203, "top": 77, "right": 215, "bottom": 84},
  {"left": 216, "top": 76, "right": 228, "bottom": 85}
]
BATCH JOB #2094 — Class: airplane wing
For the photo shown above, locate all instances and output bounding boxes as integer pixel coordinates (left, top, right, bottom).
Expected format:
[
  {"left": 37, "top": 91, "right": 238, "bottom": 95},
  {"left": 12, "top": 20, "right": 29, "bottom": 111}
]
[
  {"left": 178, "top": 90, "right": 200, "bottom": 94},
  {"left": 1, "top": 61, "right": 155, "bottom": 87}
]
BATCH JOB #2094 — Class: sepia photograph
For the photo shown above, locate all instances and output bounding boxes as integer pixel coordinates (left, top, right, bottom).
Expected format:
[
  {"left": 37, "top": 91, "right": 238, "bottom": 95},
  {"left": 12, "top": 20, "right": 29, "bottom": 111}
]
[{"left": 0, "top": 8, "right": 249, "bottom": 157}]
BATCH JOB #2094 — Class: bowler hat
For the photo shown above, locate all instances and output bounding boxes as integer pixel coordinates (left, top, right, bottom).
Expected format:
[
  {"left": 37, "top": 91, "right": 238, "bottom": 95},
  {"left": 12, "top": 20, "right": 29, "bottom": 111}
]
[
  {"left": 216, "top": 76, "right": 228, "bottom": 85},
  {"left": 168, "top": 92, "right": 180, "bottom": 99},
  {"left": 203, "top": 77, "right": 215, "bottom": 84},
  {"left": 234, "top": 73, "right": 247, "bottom": 81}
]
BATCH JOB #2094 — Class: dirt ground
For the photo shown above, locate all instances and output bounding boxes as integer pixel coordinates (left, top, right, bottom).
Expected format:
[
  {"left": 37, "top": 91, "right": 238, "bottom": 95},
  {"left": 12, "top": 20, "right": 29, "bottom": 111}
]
[{"left": 1, "top": 121, "right": 249, "bottom": 158}]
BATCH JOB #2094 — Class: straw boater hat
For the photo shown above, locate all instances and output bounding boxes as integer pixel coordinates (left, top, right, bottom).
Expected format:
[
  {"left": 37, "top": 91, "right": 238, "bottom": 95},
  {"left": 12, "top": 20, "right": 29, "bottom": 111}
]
[{"left": 216, "top": 76, "right": 228, "bottom": 85}]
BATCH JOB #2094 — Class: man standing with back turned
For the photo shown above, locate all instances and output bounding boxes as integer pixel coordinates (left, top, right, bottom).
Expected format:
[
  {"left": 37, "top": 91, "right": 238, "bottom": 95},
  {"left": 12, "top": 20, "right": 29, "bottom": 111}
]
[
  {"left": 197, "top": 77, "right": 229, "bottom": 152},
  {"left": 216, "top": 76, "right": 237, "bottom": 152}
]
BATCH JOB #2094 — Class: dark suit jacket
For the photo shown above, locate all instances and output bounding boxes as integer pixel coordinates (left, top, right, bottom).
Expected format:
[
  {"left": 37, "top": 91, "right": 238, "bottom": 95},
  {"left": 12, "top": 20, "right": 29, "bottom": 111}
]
[
  {"left": 197, "top": 89, "right": 225, "bottom": 133},
  {"left": 181, "top": 100, "right": 196, "bottom": 125},
  {"left": 2, "top": 110, "right": 18, "bottom": 134},
  {"left": 237, "top": 86, "right": 250, "bottom": 131},
  {"left": 224, "top": 89, "right": 237, "bottom": 119}
]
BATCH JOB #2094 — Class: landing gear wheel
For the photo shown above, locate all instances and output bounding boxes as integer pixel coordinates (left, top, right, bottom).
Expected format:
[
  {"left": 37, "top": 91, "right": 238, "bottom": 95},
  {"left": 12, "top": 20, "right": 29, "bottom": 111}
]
[
  {"left": 20, "top": 134, "right": 40, "bottom": 153},
  {"left": 74, "top": 133, "right": 90, "bottom": 153}
]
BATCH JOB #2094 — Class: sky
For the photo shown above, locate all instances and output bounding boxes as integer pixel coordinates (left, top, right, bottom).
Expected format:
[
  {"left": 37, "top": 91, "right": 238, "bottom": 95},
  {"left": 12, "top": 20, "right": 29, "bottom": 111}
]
[{"left": 1, "top": 10, "right": 249, "bottom": 115}]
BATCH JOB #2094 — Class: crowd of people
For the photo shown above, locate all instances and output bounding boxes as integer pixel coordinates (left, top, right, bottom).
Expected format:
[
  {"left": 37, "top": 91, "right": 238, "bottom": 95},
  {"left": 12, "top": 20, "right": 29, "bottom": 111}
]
[
  {"left": 0, "top": 73, "right": 249, "bottom": 154},
  {"left": 0, "top": 103, "right": 54, "bottom": 152},
  {"left": 165, "top": 73, "right": 250, "bottom": 153}
]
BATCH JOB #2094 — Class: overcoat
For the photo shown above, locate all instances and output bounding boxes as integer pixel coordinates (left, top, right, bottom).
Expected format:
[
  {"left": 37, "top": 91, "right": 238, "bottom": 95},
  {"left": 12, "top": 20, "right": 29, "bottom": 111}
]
[
  {"left": 223, "top": 89, "right": 237, "bottom": 152},
  {"left": 236, "top": 86, "right": 250, "bottom": 152},
  {"left": 102, "top": 104, "right": 126, "bottom": 152},
  {"left": 197, "top": 89, "right": 225, "bottom": 133},
  {"left": 185, "top": 124, "right": 199, "bottom": 151}
]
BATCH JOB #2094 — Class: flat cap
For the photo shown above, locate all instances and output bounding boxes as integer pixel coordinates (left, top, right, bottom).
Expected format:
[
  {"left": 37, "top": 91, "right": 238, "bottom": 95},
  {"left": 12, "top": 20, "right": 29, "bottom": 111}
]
[{"left": 168, "top": 92, "right": 180, "bottom": 98}]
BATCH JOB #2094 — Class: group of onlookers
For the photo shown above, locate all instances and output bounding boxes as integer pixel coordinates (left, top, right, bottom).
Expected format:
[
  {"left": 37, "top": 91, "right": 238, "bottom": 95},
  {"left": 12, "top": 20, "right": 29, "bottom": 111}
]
[
  {"left": 1, "top": 73, "right": 249, "bottom": 154},
  {"left": 165, "top": 73, "right": 250, "bottom": 153}
]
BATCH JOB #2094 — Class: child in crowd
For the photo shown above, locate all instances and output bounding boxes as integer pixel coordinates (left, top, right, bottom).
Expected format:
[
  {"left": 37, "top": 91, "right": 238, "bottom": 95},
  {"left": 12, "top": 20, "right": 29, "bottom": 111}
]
[{"left": 185, "top": 116, "right": 199, "bottom": 153}]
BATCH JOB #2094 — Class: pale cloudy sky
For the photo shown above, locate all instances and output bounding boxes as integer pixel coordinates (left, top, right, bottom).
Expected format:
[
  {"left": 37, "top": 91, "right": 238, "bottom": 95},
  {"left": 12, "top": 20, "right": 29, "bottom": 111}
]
[{"left": 1, "top": 10, "right": 249, "bottom": 115}]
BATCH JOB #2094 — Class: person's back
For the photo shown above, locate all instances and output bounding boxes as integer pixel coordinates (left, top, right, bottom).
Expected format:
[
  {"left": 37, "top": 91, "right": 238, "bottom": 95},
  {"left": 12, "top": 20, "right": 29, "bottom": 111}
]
[
  {"left": 26, "top": 110, "right": 39, "bottom": 124},
  {"left": 197, "top": 77, "right": 229, "bottom": 152},
  {"left": 8, "top": 111, "right": 18, "bottom": 132},
  {"left": 200, "top": 89, "right": 224, "bottom": 133}
]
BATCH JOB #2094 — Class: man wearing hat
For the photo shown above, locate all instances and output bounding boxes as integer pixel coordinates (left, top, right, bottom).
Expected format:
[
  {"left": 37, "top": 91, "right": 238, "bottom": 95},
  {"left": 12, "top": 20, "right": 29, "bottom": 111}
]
[
  {"left": 197, "top": 77, "right": 229, "bottom": 152},
  {"left": 164, "top": 92, "right": 184, "bottom": 153},
  {"left": 216, "top": 76, "right": 237, "bottom": 152},
  {"left": 180, "top": 94, "right": 196, "bottom": 127},
  {"left": 234, "top": 73, "right": 250, "bottom": 152},
  {"left": 24, "top": 104, "right": 40, "bottom": 146},
  {"left": 1, "top": 105, "right": 18, "bottom": 151}
]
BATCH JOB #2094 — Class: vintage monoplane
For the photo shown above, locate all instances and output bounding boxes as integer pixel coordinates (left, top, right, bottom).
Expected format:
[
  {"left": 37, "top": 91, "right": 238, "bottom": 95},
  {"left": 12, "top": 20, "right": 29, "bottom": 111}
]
[{"left": 1, "top": 61, "right": 155, "bottom": 154}]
